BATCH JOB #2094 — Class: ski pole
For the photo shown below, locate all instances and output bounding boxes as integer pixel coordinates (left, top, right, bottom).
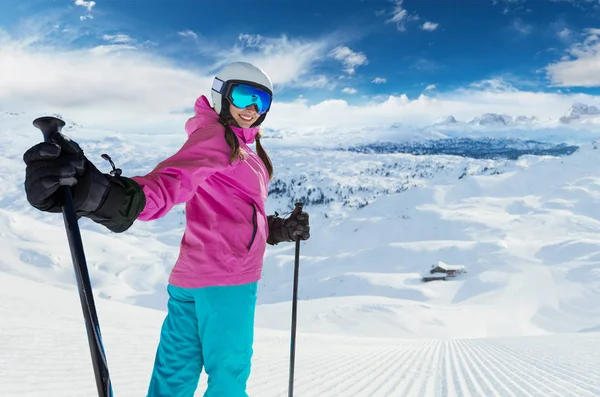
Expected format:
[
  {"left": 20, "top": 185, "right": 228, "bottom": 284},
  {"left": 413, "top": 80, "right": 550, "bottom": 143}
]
[
  {"left": 33, "top": 116, "right": 113, "bottom": 397},
  {"left": 288, "top": 202, "right": 303, "bottom": 397}
]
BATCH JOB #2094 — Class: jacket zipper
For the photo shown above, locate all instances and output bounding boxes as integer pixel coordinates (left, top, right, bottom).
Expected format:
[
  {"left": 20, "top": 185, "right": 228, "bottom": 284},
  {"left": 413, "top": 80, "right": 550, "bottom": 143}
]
[{"left": 248, "top": 203, "right": 257, "bottom": 251}]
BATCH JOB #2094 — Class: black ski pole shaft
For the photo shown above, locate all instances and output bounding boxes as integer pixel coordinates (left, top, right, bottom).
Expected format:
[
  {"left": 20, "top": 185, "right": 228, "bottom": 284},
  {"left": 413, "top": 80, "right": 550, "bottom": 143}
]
[
  {"left": 288, "top": 202, "right": 303, "bottom": 397},
  {"left": 33, "top": 117, "right": 113, "bottom": 397}
]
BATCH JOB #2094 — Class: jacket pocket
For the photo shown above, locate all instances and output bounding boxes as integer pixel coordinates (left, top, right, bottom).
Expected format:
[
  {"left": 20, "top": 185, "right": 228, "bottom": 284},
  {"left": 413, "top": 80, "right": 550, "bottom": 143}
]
[{"left": 248, "top": 203, "right": 257, "bottom": 251}]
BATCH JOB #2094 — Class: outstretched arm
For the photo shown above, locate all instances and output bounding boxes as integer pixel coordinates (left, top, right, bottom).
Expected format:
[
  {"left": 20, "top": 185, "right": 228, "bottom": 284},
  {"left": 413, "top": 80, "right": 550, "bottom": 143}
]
[{"left": 131, "top": 126, "right": 231, "bottom": 221}]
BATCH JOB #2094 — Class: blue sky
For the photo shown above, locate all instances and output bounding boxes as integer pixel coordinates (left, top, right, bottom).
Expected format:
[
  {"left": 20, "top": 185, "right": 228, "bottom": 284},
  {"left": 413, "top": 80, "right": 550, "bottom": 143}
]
[{"left": 2, "top": 0, "right": 600, "bottom": 131}]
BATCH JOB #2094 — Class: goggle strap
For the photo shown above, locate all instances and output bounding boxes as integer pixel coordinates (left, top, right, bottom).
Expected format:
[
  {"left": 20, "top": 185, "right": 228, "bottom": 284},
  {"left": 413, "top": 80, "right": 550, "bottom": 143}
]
[{"left": 212, "top": 78, "right": 225, "bottom": 94}]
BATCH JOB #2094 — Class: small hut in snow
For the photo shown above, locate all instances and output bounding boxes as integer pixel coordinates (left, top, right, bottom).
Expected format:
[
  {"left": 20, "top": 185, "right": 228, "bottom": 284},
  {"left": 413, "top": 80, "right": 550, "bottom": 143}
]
[
  {"left": 422, "top": 261, "right": 467, "bottom": 282},
  {"left": 430, "top": 262, "right": 467, "bottom": 277}
]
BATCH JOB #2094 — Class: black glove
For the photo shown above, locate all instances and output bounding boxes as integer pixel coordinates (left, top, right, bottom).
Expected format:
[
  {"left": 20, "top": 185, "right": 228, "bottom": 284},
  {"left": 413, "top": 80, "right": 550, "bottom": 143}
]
[
  {"left": 23, "top": 140, "right": 146, "bottom": 233},
  {"left": 24, "top": 141, "right": 110, "bottom": 215},
  {"left": 267, "top": 204, "right": 310, "bottom": 245}
]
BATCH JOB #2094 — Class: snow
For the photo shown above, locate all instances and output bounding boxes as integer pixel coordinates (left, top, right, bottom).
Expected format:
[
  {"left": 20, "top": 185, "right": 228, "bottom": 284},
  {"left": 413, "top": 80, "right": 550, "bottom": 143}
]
[
  {"left": 468, "top": 113, "right": 509, "bottom": 126},
  {"left": 430, "top": 261, "right": 467, "bottom": 272},
  {"left": 434, "top": 115, "right": 457, "bottom": 125},
  {"left": 560, "top": 103, "right": 600, "bottom": 124},
  {"left": 3, "top": 272, "right": 600, "bottom": 396},
  {"left": 2, "top": 110, "right": 600, "bottom": 395}
]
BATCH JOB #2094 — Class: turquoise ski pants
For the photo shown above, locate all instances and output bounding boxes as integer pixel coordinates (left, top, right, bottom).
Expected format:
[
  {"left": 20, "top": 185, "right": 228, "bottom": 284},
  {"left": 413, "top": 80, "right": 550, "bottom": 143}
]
[{"left": 147, "top": 282, "right": 257, "bottom": 397}]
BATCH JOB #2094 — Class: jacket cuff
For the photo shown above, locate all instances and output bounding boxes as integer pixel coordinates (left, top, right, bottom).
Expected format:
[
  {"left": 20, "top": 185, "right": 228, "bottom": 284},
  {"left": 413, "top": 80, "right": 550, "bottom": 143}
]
[{"left": 85, "top": 176, "right": 146, "bottom": 233}]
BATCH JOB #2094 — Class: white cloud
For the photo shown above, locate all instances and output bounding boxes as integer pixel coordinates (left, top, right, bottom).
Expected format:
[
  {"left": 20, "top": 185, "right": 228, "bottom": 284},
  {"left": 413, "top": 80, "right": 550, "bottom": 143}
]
[
  {"left": 0, "top": 26, "right": 210, "bottom": 129},
  {"left": 342, "top": 87, "right": 357, "bottom": 94},
  {"left": 468, "top": 78, "right": 517, "bottom": 92},
  {"left": 550, "top": 0, "right": 600, "bottom": 8},
  {"left": 492, "top": 0, "right": 526, "bottom": 5},
  {"left": 178, "top": 30, "right": 198, "bottom": 39},
  {"left": 329, "top": 46, "right": 368, "bottom": 75},
  {"left": 3, "top": 16, "right": 600, "bottom": 136},
  {"left": 213, "top": 34, "right": 332, "bottom": 89},
  {"left": 545, "top": 28, "right": 600, "bottom": 87},
  {"left": 238, "top": 33, "right": 262, "bottom": 47},
  {"left": 425, "top": 84, "right": 436, "bottom": 90},
  {"left": 299, "top": 75, "right": 331, "bottom": 88},
  {"left": 102, "top": 34, "right": 135, "bottom": 44},
  {"left": 512, "top": 19, "right": 533, "bottom": 35},
  {"left": 492, "top": 0, "right": 528, "bottom": 14},
  {"left": 75, "top": 0, "right": 96, "bottom": 12},
  {"left": 372, "top": 77, "right": 387, "bottom": 84},
  {"left": 0, "top": 23, "right": 343, "bottom": 129},
  {"left": 267, "top": 79, "right": 600, "bottom": 131},
  {"left": 385, "top": 0, "right": 420, "bottom": 32},
  {"left": 75, "top": 0, "right": 96, "bottom": 20},
  {"left": 412, "top": 58, "right": 439, "bottom": 71},
  {"left": 89, "top": 44, "right": 138, "bottom": 55},
  {"left": 557, "top": 28, "right": 572, "bottom": 40},
  {"left": 421, "top": 22, "right": 439, "bottom": 31}
]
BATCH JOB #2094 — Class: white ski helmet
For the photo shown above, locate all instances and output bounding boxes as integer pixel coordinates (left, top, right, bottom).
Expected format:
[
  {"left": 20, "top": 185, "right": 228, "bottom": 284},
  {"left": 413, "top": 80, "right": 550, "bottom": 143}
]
[{"left": 211, "top": 62, "right": 273, "bottom": 116}]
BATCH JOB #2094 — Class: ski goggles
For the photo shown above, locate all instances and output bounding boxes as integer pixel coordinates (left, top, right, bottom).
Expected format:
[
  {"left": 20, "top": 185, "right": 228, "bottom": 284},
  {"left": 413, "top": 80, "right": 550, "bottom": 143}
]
[{"left": 213, "top": 79, "right": 273, "bottom": 114}]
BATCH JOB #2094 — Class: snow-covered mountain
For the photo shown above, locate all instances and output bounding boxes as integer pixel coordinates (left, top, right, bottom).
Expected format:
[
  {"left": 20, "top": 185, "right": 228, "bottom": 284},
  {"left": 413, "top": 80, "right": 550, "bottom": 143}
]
[
  {"left": 468, "top": 113, "right": 510, "bottom": 126},
  {"left": 428, "top": 102, "right": 600, "bottom": 129},
  {"left": 433, "top": 115, "right": 458, "bottom": 125},
  {"left": 560, "top": 103, "right": 600, "bottom": 124}
]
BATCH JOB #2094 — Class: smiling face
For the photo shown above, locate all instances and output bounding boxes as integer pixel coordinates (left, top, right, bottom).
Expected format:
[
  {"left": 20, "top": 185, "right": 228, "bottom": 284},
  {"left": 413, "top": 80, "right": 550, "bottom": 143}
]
[{"left": 229, "top": 103, "right": 259, "bottom": 128}]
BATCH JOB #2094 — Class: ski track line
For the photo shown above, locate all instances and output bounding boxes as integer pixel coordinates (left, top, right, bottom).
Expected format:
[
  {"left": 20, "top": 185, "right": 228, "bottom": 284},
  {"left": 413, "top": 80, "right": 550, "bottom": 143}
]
[
  {"left": 395, "top": 340, "right": 440, "bottom": 396},
  {"left": 247, "top": 347, "right": 359, "bottom": 396},
  {"left": 416, "top": 340, "right": 443, "bottom": 397},
  {"left": 409, "top": 340, "right": 442, "bottom": 397},
  {"left": 495, "top": 342, "right": 600, "bottom": 384},
  {"left": 464, "top": 341, "right": 545, "bottom": 397},
  {"left": 298, "top": 338, "right": 418, "bottom": 396},
  {"left": 458, "top": 339, "right": 517, "bottom": 397},
  {"left": 281, "top": 348, "right": 370, "bottom": 396},
  {"left": 482, "top": 340, "right": 597, "bottom": 395},
  {"left": 378, "top": 340, "right": 439, "bottom": 396},
  {"left": 337, "top": 342, "right": 418, "bottom": 397},
  {"left": 449, "top": 340, "right": 479, "bottom": 396},
  {"left": 473, "top": 340, "right": 560, "bottom": 396},
  {"left": 247, "top": 339, "right": 360, "bottom": 396},
  {"left": 453, "top": 339, "right": 493, "bottom": 396},
  {"left": 360, "top": 339, "right": 435, "bottom": 397},
  {"left": 448, "top": 339, "right": 472, "bottom": 397},
  {"left": 295, "top": 344, "right": 408, "bottom": 397},
  {"left": 3, "top": 325, "right": 98, "bottom": 396},
  {"left": 439, "top": 341, "right": 452, "bottom": 397},
  {"left": 484, "top": 341, "right": 600, "bottom": 396},
  {"left": 473, "top": 340, "right": 581, "bottom": 397},
  {"left": 300, "top": 339, "right": 428, "bottom": 397}
]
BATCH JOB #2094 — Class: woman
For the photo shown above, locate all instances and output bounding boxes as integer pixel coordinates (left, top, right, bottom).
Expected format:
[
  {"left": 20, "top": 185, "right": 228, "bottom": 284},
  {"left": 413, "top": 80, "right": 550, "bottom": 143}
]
[{"left": 23, "top": 61, "right": 310, "bottom": 396}]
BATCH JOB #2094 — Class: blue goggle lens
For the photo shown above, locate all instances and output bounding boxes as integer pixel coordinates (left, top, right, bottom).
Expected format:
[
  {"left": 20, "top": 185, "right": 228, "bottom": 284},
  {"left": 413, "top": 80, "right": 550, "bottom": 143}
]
[{"left": 229, "top": 84, "right": 272, "bottom": 114}]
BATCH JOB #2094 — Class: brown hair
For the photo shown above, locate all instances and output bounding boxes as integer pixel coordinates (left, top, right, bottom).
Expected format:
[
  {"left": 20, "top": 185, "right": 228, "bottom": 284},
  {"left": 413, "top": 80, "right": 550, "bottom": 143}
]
[{"left": 220, "top": 103, "right": 274, "bottom": 179}]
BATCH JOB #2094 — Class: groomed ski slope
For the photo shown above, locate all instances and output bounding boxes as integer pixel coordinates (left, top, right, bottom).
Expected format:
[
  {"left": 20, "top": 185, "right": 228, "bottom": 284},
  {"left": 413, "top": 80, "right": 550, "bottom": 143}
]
[{"left": 2, "top": 272, "right": 600, "bottom": 397}]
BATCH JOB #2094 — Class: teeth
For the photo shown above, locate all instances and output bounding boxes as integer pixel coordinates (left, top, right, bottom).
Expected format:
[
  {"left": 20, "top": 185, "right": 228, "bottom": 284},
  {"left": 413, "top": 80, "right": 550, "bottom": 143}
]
[{"left": 240, "top": 115, "right": 253, "bottom": 121}]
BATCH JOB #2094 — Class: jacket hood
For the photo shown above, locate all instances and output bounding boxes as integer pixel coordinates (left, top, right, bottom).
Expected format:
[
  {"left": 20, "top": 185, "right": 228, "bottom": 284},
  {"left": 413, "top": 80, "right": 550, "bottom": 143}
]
[{"left": 185, "top": 95, "right": 260, "bottom": 144}]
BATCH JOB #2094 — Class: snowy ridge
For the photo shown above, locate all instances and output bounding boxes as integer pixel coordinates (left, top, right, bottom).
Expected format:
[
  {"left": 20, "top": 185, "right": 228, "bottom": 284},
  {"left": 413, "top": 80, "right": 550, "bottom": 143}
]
[
  {"left": 345, "top": 138, "right": 578, "bottom": 159},
  {"left": 429, "top": 102, "right": 600, "bottom": 128},
  {"left": 560, "top": 103, "right": 600, "bottom": 124}
]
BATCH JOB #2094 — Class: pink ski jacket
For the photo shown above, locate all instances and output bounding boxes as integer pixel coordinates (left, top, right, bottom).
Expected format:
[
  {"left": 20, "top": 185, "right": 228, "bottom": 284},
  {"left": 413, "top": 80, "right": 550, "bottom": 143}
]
[{"left": 131, "top": 95, "right": 270, "bottom": 288}]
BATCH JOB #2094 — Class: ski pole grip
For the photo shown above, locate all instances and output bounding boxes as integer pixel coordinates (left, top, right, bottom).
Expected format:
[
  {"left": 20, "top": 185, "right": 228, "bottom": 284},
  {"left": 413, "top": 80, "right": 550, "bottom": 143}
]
[{"left": 33, "top": 116, "right": 66, "bottom": 143}]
